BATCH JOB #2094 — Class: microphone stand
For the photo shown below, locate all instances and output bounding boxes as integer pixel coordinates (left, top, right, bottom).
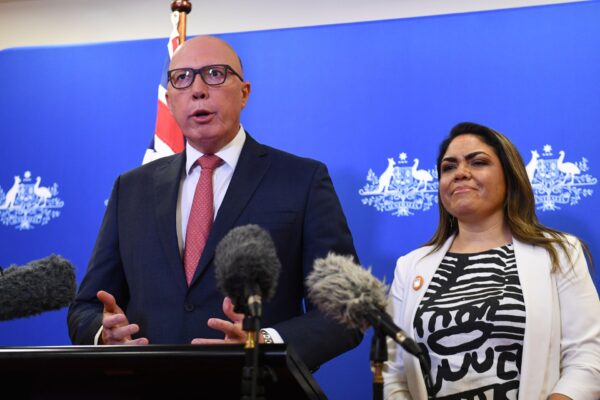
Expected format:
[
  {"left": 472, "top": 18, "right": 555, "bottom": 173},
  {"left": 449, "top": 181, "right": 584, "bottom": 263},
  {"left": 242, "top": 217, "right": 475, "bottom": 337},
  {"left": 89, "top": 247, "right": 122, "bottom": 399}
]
[
  {"left": 240, "top": 294, "right": 265, "bottom": 400},
  {"left": 367, "top": 313, "right": 437, "bottom": 400},
  {"left": 370, "top": 329, "right": 387, "bottom": 400},
  {"left": 417, "top": 353, "right": 436, "bottom": 400}
]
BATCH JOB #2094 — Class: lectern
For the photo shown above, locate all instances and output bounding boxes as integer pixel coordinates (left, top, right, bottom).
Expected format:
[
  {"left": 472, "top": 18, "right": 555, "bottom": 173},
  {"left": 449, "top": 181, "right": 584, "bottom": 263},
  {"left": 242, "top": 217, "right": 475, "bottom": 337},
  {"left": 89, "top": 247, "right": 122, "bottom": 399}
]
[{"left": 0, "top": 344, "right": 326, "bottom": 399}]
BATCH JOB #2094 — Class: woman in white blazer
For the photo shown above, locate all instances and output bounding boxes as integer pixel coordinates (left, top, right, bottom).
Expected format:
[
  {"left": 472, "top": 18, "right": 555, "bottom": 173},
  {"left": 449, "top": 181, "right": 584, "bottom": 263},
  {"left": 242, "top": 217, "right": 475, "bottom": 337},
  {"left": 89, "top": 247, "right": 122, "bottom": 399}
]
[{"left": 384, "top": 122, "right": 600, "bottom": 400}]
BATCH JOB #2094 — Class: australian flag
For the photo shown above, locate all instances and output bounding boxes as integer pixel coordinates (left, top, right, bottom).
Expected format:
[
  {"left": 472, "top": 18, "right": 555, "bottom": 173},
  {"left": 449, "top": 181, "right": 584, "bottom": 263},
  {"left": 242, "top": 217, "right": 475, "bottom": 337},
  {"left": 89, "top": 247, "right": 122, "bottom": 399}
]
[{"left": 142, "top": 12, "right": 185, "bottom": 164}]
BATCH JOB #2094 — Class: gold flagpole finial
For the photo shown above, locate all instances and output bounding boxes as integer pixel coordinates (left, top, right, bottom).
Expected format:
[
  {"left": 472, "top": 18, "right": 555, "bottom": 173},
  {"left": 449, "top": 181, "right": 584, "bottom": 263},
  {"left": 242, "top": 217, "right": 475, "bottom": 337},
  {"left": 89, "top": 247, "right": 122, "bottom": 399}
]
[{"left": 171, "top": 1, "right": 192, "bottom": 44}]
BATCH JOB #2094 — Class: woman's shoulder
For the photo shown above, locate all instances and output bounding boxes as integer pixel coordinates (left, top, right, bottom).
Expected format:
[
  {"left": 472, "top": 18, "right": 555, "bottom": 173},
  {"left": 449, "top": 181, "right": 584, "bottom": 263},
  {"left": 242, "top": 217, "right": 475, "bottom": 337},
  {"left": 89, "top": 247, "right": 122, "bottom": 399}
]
[
  {"left": 395, "top": 243, "right": 440, "bottom": 267},
  {"left": 515, "top": 232, "right": 586, "bottom": 271},
  {"left": 541, "top": 231, "right": 582, "bottom": 255},
  {"left": 552, "top": 233, "right": 586, "bottom": 266},
  {"left": 515, "top": 231, "right": 580, "bottom": 249}
]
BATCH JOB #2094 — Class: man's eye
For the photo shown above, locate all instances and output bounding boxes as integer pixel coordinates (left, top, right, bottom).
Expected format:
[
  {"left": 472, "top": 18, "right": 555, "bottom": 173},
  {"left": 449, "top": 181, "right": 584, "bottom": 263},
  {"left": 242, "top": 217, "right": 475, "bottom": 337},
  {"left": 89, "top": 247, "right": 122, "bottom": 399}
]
[
  {"left": 207, "top": 68, "right": 224, "bottom": 77},
  {"left": 174, "top": 71, "right": 190, "bottom": 81}
]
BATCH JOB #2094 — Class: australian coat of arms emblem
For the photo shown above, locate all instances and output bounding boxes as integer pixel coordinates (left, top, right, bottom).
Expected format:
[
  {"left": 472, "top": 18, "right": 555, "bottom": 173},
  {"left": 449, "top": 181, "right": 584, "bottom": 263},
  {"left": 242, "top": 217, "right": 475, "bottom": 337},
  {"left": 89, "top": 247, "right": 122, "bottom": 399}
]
[
  {"left": 0, "top": 171, "right": 65, "bottom": 230},
  {"left": 359, "top": 152, "right": 438, "bottom": 216},
  {"left": 526, "top": 145, "right": 596, "bottom": 211}
]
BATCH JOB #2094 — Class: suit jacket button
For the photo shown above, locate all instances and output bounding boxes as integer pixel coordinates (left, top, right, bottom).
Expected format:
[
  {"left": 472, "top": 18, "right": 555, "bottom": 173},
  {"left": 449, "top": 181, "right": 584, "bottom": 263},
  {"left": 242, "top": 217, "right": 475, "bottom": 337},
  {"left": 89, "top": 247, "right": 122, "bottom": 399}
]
[{"left": 184, "top": 304, "right": 194, "bottom": 312}]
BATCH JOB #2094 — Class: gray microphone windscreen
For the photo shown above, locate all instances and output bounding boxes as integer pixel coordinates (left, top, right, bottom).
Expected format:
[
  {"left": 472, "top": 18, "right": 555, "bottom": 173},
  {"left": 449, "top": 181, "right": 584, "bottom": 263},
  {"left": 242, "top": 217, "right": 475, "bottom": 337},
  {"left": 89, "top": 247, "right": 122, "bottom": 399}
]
[
  {"left": 306, "top": 252, "right": 388, "bottom": 331},
  {"left": 214, "top": 224, "right": 281, "bottom": 301},
  {"left": 0, "top": 254, "right": 76, "bottom": 321}
]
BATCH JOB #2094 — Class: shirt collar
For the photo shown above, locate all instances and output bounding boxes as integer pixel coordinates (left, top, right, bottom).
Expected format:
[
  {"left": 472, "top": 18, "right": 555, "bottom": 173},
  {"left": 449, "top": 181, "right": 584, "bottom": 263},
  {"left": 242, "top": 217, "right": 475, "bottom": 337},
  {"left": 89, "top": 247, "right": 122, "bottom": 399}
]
[{"left": 185, "top": 125, "right": 246, "bottom": 175}]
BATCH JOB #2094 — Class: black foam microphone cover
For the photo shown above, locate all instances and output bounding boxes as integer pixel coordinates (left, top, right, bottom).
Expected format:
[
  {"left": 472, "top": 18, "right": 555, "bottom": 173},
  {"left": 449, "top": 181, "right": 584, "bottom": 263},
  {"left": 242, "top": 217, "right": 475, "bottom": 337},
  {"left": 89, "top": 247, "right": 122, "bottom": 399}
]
[
  {"left": 0, "top": 254, "right": 76, "bottom": 321},
  {"left": 214, "top": 224, "right": 281, "bottom": 309}
]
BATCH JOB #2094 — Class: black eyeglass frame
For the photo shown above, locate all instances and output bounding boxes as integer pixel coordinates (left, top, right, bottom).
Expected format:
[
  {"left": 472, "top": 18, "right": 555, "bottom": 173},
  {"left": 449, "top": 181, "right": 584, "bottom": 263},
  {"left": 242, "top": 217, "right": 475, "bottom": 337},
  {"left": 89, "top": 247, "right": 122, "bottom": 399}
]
[{"left": 167, "top": 64, "right": 244, "bottom": 89}]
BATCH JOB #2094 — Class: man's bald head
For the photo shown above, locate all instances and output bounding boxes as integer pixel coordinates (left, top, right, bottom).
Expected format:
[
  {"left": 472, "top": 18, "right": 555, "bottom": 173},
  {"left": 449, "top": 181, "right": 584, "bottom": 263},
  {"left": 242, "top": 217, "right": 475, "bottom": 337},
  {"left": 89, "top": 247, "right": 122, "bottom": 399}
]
[{"left": 170, "top": 35, "right": 244, "bottom": 79}]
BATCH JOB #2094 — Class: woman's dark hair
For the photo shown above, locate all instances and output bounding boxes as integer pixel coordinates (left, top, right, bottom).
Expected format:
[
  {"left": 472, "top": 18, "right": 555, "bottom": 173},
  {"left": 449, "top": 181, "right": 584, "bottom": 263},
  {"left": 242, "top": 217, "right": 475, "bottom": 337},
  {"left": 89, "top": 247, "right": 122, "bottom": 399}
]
[{"left": 424, "top": 122, "right": 591, "bottom": 271}]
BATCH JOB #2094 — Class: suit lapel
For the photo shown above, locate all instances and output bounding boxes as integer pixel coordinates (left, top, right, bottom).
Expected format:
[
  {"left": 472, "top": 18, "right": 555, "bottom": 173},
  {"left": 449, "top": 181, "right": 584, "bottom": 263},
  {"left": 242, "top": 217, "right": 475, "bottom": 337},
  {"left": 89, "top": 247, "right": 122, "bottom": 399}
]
[
  {"left": 190, "top": 135, "right": 271, "bottom": 285},
  {"left": 153, "top": 153, "right": 187, "bottom": 291},
  {"left": 513, "top": 238, "right": 552, "bottom": 400}
]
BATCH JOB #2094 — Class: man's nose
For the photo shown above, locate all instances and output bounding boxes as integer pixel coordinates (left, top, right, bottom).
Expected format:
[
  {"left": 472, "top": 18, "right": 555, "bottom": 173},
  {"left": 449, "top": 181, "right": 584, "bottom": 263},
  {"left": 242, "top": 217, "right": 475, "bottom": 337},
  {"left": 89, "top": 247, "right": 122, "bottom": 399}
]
[{"left": 191, "top": 75, "right": 209, "bottom": 99}]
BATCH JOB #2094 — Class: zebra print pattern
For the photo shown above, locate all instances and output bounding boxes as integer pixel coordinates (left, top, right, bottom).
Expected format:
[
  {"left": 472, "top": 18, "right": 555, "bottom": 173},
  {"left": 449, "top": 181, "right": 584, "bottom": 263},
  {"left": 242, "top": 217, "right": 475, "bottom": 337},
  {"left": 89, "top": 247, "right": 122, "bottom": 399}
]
[{"left": 414, "top": 244, "right": 525, "bottom": 399}]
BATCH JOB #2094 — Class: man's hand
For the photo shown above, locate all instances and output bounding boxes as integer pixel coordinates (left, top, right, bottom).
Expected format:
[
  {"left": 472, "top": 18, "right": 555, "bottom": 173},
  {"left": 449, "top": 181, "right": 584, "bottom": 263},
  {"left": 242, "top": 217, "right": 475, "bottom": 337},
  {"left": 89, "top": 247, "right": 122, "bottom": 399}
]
[
  {"left": 97, "top": 290, "right": 149, "bottom": 345},
  {"left": 191, "top": 297, "right": 252, "bottom": 344}
]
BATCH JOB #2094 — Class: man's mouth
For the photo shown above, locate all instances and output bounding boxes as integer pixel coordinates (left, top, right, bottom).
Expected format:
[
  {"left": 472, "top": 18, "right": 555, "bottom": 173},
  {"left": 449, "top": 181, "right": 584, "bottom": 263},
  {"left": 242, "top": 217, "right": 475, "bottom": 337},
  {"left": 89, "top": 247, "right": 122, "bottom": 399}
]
[{"left": 190, "top": 110, "right": 214, "bottom": 122}]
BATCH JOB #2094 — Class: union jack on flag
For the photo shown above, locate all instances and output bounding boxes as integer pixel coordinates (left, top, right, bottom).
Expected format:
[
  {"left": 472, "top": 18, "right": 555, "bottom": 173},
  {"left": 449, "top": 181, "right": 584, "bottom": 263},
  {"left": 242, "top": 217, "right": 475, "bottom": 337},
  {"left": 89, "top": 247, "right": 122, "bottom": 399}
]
[{"left": 142, "top": 11, "right": 185, "bottom": 164}]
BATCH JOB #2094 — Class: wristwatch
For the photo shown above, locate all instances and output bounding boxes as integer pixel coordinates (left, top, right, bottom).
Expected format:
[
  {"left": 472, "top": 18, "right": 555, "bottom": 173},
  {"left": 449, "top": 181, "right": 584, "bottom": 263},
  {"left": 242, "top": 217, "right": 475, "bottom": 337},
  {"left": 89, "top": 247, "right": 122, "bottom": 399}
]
[{"left": 259, "top": 329, "right": 274, "bottom": 344}]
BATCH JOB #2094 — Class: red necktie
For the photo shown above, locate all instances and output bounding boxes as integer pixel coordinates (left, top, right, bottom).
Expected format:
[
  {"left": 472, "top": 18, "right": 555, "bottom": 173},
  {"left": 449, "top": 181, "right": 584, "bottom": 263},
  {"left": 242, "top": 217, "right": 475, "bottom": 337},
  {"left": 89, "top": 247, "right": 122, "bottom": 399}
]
[{"left": 183, "top": 154, "right": 223, "bottom": 285}]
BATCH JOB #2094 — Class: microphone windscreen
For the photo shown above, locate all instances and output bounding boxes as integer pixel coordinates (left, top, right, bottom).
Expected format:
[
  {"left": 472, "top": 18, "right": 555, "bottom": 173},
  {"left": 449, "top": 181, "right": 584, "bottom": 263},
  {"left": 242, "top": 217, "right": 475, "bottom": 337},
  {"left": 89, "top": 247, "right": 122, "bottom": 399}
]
[
  {"left": 0, "top": 254, "right": 76, "bottom": 321},
  {"left": 306, "top": 252, "right": 388, "bottom": 331},
  {"left": 214, "top": 224, "right": 281, "bottom": 301}
]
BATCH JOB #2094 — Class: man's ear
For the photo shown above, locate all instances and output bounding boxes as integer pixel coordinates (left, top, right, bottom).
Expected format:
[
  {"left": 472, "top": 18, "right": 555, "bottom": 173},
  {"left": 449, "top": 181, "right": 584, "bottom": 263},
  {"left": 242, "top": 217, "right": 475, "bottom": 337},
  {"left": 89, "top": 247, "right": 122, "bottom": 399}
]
[{"left": 241, "top": 82, "right": 251, "bottom": 108}]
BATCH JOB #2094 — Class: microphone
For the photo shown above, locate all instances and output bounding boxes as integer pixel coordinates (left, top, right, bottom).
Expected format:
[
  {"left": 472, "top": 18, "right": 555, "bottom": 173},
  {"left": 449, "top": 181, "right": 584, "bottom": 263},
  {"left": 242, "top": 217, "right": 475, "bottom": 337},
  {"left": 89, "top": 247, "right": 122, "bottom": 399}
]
[
  {"left": 214, "top": 224, "right": 281, "bottom": 317},
  {"left": 0, "top": 254, "right": 77, "bottom": 321},
  {"left": 306, "top": 252, "right": 422, "bottom": 357},
  {"left": 214, "top": 225, "right": 282, "bottom": 400}
]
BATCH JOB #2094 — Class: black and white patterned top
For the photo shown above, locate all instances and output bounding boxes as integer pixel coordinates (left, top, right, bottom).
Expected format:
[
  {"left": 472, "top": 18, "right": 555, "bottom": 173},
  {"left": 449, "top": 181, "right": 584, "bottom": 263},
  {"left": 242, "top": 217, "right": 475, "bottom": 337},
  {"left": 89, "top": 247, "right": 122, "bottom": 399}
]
[{"left": 414, "top": 244, "right": 525, "bottom": 399}]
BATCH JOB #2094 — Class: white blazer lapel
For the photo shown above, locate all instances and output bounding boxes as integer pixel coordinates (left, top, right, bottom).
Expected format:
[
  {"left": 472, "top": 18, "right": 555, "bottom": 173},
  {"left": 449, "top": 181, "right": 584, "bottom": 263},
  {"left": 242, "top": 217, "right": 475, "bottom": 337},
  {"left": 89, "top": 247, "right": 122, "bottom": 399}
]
[
  {"left": 402, "top": 236, "right": 455, "bottom": 399},
  {"left": 406, "top": 236, "right": 455, "bottom": 319},
  {"left": 513, "top": 238, "right": 553, "bottom": 400}
]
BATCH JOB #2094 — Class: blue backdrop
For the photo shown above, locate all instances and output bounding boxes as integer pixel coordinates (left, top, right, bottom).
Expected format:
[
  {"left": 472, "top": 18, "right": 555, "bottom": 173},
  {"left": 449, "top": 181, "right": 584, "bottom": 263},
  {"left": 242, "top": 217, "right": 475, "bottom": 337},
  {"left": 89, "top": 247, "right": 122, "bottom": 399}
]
[{"left": 1, "top": 2, "right": 599, "bottom": 399}]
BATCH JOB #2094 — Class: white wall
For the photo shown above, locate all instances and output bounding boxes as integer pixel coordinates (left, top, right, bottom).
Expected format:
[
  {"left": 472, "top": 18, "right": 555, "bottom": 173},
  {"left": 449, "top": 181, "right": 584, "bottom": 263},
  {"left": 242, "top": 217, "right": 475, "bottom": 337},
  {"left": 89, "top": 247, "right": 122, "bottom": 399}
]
[{"left": 0, "top": 0, "right": 585, "bottom": 50}]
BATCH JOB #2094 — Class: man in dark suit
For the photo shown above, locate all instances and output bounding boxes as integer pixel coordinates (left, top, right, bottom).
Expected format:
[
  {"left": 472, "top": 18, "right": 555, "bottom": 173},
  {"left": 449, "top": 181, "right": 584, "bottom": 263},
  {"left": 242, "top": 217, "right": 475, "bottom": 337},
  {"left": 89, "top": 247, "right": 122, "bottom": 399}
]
[{"left": 67, "top": 35, "right": 361, "bottom": 370}]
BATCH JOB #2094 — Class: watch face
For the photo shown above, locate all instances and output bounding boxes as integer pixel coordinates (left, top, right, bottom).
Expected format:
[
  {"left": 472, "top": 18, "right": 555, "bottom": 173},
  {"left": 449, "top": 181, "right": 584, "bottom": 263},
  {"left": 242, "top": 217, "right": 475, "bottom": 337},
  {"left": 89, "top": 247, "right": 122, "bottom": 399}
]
[{"left": 260, "top": 330, "right": 274, "bottom": 344}]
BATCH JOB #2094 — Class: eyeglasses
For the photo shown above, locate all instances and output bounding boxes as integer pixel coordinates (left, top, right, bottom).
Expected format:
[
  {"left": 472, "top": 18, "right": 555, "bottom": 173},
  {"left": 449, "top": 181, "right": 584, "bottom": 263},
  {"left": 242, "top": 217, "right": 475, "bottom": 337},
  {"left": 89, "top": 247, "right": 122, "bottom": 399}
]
[{"left": 167, "top": 64, "right": 243, "bottom": 89}]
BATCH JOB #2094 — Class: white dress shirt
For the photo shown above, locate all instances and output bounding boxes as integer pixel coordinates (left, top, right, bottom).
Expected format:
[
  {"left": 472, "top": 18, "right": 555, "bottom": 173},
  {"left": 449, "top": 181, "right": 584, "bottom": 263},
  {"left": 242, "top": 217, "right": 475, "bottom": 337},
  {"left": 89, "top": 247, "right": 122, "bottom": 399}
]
[{"left": 177, "top": 125, "right": 246, "bottom": 252}]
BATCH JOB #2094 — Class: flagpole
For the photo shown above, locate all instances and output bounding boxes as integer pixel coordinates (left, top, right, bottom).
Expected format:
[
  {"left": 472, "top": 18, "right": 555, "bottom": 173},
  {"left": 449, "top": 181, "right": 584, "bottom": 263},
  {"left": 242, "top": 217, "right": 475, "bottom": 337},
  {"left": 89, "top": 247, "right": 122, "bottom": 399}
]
[{"left": 171, "top": 0, "right": 192, "bottom": 43}]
